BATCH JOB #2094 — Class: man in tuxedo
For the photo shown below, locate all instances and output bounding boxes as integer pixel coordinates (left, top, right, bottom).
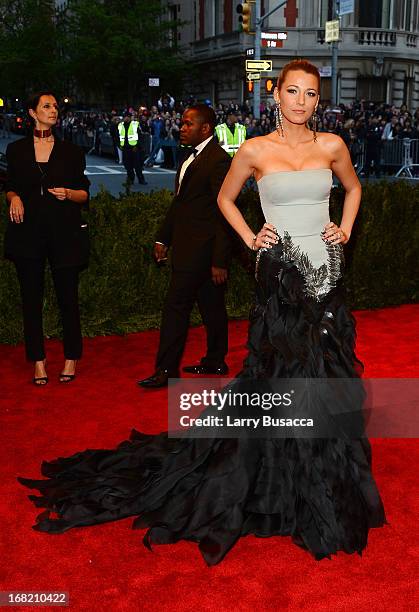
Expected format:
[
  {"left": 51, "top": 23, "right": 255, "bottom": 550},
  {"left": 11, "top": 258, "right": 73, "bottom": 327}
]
[{"left": 138, "top": 105, "right": 232, "bottom": 388}]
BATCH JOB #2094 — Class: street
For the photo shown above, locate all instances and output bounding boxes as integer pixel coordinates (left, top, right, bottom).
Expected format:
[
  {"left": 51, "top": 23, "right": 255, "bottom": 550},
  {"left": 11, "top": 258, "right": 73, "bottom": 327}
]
[{"left": 0, "top": 136, "right": 176, "bottom": 197}]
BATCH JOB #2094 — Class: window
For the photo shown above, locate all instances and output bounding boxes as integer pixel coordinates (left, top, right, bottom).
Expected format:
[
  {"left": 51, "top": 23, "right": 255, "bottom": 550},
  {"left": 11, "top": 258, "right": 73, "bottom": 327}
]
[
  {"left": 318, "top": 0, "right": 333, "bottom": 27},
  {"left": 168, "top": 4, "right": 178, "bottom": 47},
  {"left": 213, "top": 0, "right": 222, "bottom": 36},
  {"left": 357, "top": 78, "right": 387, "bottom": 102},
  {"left": 382, "top": 0, "right": 394, "bottom": 29},
  {"left": 359, "top": 0, "right": 396, "bottom": 29},
  {"left": 405, "top": 0, "right": 413, "bottom": 29}
]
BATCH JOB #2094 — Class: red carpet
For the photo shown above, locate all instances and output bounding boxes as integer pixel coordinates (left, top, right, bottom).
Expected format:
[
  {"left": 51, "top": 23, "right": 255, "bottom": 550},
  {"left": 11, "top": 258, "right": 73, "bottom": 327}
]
[{"left": 0, "top": 304, "right": 418, "bottom": 611}]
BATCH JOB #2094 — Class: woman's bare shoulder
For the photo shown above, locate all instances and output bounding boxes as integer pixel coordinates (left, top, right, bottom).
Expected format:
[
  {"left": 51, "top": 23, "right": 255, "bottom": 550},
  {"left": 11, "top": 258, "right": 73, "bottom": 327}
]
[
  {"left": 315, "top": 131, "right": 346, "bottom": 153},
  {"left": 238, "top": 134, "right": 275, "bottom": 158}
]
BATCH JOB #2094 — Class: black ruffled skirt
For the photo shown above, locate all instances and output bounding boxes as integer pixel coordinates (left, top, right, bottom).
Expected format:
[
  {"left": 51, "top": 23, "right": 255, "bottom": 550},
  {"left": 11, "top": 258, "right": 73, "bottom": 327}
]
[{"left": 19, "top": 240, "right": 386, "bottom": 565}]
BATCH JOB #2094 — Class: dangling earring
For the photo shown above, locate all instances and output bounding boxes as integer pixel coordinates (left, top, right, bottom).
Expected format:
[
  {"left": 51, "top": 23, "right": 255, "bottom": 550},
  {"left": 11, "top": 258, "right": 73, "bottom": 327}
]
[
  {"left": 312, "top": 110, "right": 318, "bottom": 142},
  {"left": 275, "top": 101, "right": 284, "bottom": 137}
]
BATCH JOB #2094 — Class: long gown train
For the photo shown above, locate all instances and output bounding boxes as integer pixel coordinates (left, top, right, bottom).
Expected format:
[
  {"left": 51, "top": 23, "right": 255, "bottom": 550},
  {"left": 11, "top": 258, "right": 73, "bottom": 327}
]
[{"left": 19, "top": 169, "right": 386, "bottom": 565}]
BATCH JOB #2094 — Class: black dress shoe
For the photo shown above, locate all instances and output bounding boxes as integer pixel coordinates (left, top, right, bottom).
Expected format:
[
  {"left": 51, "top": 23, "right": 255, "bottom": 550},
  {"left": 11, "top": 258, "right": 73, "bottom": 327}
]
[
  {"left": 182, "top": 364, "right": 229, "bottom": 375},
  {"left": 137, "top": 369, "right": 179, "bottom": 388},
  {"left": 138, "top": 177, "right": 148, "bottom": 185}
]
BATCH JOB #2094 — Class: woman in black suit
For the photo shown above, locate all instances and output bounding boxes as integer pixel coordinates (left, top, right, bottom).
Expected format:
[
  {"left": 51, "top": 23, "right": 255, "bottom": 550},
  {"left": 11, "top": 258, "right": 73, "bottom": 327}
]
[{"left": 5, "top": 92, "right": 90, "bottom": 385}]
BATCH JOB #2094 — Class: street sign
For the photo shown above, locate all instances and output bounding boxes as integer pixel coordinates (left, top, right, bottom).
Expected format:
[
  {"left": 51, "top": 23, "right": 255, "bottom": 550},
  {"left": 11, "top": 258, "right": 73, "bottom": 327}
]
[
  {"left": 261, "top": 32, "right": 287, "bottom": 41},
  {"left": 246, "top": 72, "right": 261, "bottom": 82},
  {"left": 265, "top": 79, "right": 275, "bottom": 94},
  {"left": 318, "top": 66, "right": 332, "bottom": 77},
  {"left": 339, "top": 0, "right": 354, "bottom": 16},
  {"left": 325, "top": 20, "right": 340, "bottom": 43},
  {"left": 261, "top": 32, "right": 287, "bottom": 48},
  {"left": 148, "top": 77, "right": 160, "bottom": 87},
  {"left": 246, "top": 47, "right": 255, "bottom": 57},
  {"left": 262, "top": 39, "right": 282, "bottom": 48},
  {"left": 245, "top": 59, "right": 273, "bottom": 72}
]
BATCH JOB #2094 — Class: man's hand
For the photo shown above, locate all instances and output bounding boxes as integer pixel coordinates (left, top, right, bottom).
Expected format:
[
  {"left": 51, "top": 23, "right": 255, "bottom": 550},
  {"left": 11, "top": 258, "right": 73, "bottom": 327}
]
[
  {"left": 212, "top": 266, "right": 228, "bottom": 285},
  {"left": 154, "top": 243, "right": 168, "bottom": 263}
]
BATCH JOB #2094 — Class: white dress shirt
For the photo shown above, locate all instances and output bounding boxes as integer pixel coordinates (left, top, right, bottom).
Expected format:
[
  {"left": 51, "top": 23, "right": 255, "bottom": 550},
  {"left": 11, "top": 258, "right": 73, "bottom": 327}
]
[
  {"left": 156, "top": 136, "right": 213, "bottom": 247},
  {"left": 177, "top": 135, "right": 213, "bottom": 192}
]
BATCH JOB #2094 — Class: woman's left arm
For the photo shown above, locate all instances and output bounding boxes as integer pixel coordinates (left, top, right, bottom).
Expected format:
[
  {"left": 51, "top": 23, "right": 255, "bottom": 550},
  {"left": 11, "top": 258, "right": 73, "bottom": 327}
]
[
  {"left": 48, "top": 187, "right": 88, "bottom": 203},
  {"left": 48, "top": 146, "right": 90, "bottom": 206},
  {"left": 326, "top": 135, "right": 362, "bottom": 244}
]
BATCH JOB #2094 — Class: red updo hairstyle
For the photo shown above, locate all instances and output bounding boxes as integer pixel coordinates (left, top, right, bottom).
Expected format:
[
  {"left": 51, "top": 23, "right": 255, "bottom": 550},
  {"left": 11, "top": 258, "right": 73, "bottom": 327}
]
[{"left": 277, "top": 59, "right": 320, "bottom": 92}]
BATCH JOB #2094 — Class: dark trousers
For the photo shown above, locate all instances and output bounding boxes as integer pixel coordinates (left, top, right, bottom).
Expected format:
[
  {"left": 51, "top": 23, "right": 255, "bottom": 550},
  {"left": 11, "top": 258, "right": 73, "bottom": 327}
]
[
  {"left": 122, "top": 147, "right": 145, "bottom": 182},
  {"left": 156, "top": 269, "right": 228, "bottom": 373},
  {"left": 14, "top": 258, "right": 82, "bottom": 362}
]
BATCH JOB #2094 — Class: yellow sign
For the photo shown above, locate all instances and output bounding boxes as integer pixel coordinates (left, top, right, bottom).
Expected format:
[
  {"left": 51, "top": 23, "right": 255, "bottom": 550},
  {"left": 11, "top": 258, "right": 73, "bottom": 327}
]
[
  {"left": 0, "top": 98, "right": 4, "bottom": 107},
  {"left": 246, "top": 59, "right": 273, "bottom": 72},
  {"left": 325, "top": 20, "right": 340, "bottom": 43}
]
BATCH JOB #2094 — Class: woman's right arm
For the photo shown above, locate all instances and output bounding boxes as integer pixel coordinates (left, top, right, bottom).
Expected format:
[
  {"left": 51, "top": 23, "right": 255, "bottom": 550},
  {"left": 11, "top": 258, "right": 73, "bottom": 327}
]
[
  {"left": 5, "top": 146, "right": 24, "bottom": 223},
  {"left": 217, "top": 139, "right": 278, "bottom": 250}
]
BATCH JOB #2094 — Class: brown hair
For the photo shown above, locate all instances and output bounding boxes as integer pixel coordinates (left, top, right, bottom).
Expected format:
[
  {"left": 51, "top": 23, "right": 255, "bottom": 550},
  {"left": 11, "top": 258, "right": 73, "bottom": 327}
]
[
  {"left": 27, "top": 91, "right": 58, "bottom": 126},
  {"left": 277, "top": 59, "right": 320, "bottom": 92}
]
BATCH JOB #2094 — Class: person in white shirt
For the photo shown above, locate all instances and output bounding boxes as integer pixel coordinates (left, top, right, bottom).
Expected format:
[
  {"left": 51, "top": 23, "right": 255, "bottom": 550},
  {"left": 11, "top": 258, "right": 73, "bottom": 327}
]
[{"left": 138, "top": 105, "right": 232, "bottom": 388}]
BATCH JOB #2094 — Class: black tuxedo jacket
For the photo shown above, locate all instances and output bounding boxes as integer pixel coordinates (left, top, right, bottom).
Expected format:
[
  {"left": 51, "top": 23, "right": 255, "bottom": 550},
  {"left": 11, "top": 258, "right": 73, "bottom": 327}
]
[
  {"left": 4, "top": 136, "right": 90, "bottom": 268},
  {"left": 156, "top": 138, "right": 232, "bottom": 272}
]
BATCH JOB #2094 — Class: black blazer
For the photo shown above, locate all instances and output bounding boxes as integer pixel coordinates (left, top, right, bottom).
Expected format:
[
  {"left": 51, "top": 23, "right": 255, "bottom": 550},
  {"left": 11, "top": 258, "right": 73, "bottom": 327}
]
[
  {"left": 156, "top": 138, "right": 232, "bottom": 272},
  {"left": 4, "top": 136, "right": 90, "bottom": 268}
]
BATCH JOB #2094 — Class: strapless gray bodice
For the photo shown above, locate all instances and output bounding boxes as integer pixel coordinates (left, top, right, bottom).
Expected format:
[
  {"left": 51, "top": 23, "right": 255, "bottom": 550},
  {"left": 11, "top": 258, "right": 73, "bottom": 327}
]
[
  {"left": 257, "top": 168, "right": 332, "bottom": 269},
  {"left": 257, "top": 169, "right": 344, "bottom": 301}
]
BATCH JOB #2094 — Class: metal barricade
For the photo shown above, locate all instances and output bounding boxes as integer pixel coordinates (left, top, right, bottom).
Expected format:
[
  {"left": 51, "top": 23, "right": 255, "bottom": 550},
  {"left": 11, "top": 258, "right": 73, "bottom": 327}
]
[
  {"left": 394, "top": 138, "right": 419, "bottom": 178},
  {"left": 380, "top": 139, "right": 404, "bottom": 169},
  {"left": 378, "top": 138, "right": 419, "bottom": 178},
  {"left": 353, "top": 142, "right": 366, "bottom": 176}
]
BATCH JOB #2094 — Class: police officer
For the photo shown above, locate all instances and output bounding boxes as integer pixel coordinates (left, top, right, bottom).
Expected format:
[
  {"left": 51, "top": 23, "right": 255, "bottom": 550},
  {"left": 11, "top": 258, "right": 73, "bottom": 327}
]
[
  {"left": 118, "top": 111, "right": 147, "bottom": 185},
  {"left": 215, "top": 111, "right": 247, "bottom": 157}
]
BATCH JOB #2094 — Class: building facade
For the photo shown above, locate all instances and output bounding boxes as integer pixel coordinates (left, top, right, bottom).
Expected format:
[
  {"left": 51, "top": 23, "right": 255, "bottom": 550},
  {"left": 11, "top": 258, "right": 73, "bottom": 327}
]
[{"left": 165, "top": 0, "right": 419, "bottom": 108}]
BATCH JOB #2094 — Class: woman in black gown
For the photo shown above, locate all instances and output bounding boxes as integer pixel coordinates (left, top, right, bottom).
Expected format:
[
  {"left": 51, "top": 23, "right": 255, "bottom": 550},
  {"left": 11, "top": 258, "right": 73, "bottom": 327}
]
[{"left": 19, "top": 61, "right": 385, "bottom": 565}]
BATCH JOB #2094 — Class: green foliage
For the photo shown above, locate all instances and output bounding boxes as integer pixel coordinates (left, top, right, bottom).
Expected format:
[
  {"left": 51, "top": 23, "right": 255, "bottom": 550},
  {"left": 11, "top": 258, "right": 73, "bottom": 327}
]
[
  {"left": 0, "top": 181, "right": 418, "bottom": 345},
  {"left": 0, "top": 0, "right": 59, "bottom": 97},
  {"left": 62, "top": 0, "right": 187, "bottom": 102},
  {"left": 0, "top": 0, "right": 186, "bottom": 103}
]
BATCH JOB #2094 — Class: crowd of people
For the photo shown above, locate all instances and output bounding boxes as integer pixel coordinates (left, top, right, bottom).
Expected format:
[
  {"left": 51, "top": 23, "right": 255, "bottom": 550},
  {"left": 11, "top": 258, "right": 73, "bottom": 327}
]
[
  {"left": 45, "top": 93, "right": 419, "bottom": 177},
  {"left": 3, "top": 93, "right": 419, "bottom": 178}
]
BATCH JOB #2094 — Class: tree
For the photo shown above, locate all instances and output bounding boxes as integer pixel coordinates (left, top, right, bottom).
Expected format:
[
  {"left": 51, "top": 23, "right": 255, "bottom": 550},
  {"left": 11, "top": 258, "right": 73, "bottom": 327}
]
[
  {"left": 0, "top": 0, "right": 186, "bottom": 106},
  {"left": 0, "top": 0, "right": 61, "bottom": 101},
  {"left": 61, "top": 0, "right": 186, "bottom": 105}
]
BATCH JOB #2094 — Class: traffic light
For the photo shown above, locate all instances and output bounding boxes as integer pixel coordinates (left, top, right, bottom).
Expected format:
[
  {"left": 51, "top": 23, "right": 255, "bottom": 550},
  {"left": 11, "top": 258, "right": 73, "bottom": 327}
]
[
  {"left": 247, "top": 81, "right": 254, "bottom": 93},
  {"left": 265, "top": 79, "right": 275, "bottom": 94},
  {"left": 237, "top": 2, "right": 253, "bottom": 34}
]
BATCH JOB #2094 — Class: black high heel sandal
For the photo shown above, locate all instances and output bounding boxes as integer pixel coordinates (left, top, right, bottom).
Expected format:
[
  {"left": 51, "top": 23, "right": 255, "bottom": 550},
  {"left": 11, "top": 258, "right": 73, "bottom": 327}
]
[
  {"left": 32, "top": 376, "right": 49, "bottom": 386},
  {"left": 59, "top": 360, "right": 77, "bottom": 383},
  {"left": 33, "top": 360, "right": 48, "bottom": 386},
  {"left": 59, "top": 373, "right": 76, "bottom": 383}
]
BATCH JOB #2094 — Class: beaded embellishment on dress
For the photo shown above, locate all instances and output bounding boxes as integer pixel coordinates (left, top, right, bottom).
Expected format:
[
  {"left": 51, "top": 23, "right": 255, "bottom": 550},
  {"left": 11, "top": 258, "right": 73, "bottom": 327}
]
[{"left": 256, "top": 231, "right": 344, "bottom": 302}]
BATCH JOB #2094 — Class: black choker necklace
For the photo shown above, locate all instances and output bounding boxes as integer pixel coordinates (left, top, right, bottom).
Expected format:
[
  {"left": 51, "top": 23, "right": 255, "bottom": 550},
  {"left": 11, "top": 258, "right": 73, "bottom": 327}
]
[{"left": 34, "top": 128, "right": 52, "bottom": 138}]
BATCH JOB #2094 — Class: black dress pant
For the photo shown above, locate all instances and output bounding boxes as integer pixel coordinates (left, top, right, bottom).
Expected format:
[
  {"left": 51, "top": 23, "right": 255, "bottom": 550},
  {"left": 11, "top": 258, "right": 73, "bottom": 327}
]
[
  {"left": 156, "top": 269, "right": 228, "bottom": 373},
  {"left": 122, "top": 147, "right": 145, "bottom": 182},
  {"left": 14, "top": 258, "right": 82, "bottom": 362}
]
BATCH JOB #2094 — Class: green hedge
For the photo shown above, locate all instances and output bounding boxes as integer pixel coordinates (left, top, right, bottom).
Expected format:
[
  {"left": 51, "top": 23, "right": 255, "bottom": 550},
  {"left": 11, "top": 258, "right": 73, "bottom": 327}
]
[{"left": 0, "top": 180, "right": 418, "bottom": 344}]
